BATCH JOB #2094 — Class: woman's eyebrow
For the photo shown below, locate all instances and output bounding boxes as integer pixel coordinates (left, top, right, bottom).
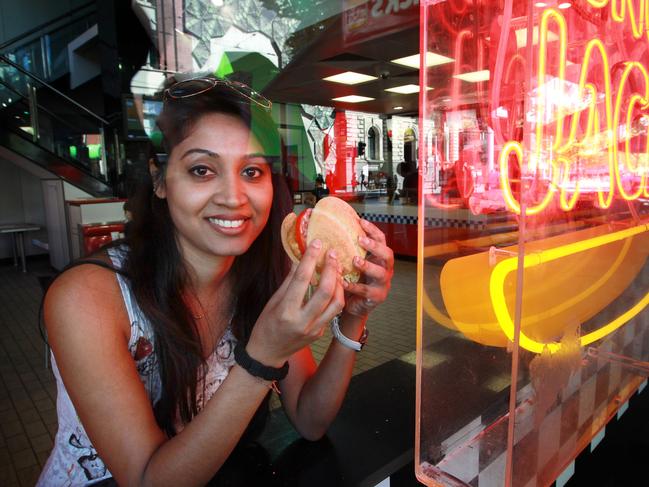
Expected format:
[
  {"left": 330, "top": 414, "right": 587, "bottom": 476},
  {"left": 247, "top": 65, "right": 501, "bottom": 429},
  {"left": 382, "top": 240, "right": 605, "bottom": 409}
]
[{"left": 181, "top": 148, "right": 219, "bottom": 159}]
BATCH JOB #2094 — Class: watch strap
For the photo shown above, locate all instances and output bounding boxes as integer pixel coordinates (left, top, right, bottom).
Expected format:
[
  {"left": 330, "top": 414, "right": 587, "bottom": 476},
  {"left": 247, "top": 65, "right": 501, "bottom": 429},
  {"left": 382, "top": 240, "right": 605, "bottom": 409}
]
[
  {"left": 330, "top": 315, "right": 368, "bottom": 351},
  {"left": 234, "top": 343, "right": 289, "bottom": 381}
]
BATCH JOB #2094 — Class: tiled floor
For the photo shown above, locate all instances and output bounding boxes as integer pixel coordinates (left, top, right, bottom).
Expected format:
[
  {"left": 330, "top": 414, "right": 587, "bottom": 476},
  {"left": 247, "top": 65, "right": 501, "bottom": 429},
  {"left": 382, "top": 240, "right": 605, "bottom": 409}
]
[{"left": 0, "top": 255, "right": 418, "bottom": 486}]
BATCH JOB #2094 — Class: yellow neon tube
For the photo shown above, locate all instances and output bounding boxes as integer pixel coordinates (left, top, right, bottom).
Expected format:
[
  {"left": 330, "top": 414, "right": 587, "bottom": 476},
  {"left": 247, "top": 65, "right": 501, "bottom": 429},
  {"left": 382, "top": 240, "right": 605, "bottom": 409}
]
[
  {"left": 614, "top": 62, "right": 649, "bottom": 200},
  {"left": 611, "top": 0, "right": 646, "bottom": 39},
  {"left": 558, "top": 156, "right": 580, "bottom": 211},
  {"left": 537, "top": 9, "right": 568, "bottom": 152},
  {"left": 489, "top": 225, "right": 649, "bottom": 353},
  {"left": 499, "top": 142, "right": 558, "bottom": 216}
]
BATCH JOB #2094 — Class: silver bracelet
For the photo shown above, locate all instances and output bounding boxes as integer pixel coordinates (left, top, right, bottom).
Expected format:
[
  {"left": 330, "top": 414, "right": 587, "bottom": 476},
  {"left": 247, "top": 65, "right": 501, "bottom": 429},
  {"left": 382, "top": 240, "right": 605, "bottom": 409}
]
[{"left": 330, "top": 315, "right": 368, "bottom": 351}]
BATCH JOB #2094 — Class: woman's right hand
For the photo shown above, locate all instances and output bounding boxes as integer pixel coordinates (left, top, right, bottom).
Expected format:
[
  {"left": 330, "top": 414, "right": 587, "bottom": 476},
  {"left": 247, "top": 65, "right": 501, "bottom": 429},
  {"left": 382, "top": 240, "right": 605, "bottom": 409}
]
[{"left": 246, "top": 239, "right": 345, "bottom": 367}]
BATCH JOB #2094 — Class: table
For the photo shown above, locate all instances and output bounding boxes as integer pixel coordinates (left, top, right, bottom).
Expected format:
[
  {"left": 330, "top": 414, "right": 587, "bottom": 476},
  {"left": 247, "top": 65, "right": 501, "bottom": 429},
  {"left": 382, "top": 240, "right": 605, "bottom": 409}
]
[
  {"left": 250, "top": 358, "right": 417, "bottom": 486},
  {"left": 0, "top": 223, "right": 41, "bottom": 273}
]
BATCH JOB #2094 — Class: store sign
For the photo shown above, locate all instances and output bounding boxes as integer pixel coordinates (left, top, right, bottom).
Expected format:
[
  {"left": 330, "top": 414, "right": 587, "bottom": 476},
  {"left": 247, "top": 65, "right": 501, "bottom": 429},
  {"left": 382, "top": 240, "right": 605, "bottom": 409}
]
[
  {"left": 343, "top": 0, "right": 420, "bottom": 46},
  {"left": 499, "top": 5, "right": 649, "bottom": 215}
]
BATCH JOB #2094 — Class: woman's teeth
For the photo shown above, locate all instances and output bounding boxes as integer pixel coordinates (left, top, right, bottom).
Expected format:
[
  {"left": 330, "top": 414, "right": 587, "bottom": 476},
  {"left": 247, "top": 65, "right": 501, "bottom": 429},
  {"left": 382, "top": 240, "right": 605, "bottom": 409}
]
[{"left": 209, "top": 218, "right": 244, "bottom": 228}]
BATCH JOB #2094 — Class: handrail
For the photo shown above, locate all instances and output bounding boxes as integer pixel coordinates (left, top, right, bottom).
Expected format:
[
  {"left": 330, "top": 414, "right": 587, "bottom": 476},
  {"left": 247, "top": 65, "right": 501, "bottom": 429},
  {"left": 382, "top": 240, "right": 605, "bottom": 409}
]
[
  {"left": 0, "top": 77, "right": 91, "bottom": 134},
  {"left": 0, "top": 54, "right": 109, "bottom": 125},
  {"left": 0, "top": 1, "right": 95, "bottom": 52}
]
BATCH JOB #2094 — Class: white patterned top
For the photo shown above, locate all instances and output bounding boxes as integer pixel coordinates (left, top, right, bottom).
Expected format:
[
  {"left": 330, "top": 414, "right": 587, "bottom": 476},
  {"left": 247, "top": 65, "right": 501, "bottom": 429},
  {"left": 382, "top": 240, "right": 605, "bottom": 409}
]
[{"left": 37, "top": 246, "right": 237, "bottom": 486}]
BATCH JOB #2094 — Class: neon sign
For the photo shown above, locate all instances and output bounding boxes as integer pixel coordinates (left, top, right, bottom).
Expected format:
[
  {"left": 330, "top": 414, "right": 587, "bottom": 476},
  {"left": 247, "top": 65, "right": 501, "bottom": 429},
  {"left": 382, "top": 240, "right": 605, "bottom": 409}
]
[
  {"left": 499, "top": 7, "right": 649, "bottom": 215},
  {"left": 489, "top": 224, "right": 649, "bottom": 353}
]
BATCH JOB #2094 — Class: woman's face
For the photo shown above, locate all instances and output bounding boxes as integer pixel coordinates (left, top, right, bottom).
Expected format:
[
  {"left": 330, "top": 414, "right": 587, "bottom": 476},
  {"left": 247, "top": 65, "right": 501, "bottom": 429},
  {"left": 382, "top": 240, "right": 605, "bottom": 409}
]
[{"left": 156, "top": 112, "right": 273, "bottom": 265}]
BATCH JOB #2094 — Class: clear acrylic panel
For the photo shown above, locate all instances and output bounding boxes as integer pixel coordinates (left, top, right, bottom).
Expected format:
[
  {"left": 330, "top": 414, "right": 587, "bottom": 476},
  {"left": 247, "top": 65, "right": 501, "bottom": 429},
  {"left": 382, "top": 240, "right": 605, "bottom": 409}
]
[{"left": 416, "top": 0, "right": 649, "bottom": 486}]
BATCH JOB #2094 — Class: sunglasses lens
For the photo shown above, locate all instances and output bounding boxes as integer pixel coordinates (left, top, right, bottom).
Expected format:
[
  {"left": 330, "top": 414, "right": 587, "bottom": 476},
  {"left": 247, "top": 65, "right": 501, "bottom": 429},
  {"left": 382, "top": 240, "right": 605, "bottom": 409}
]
[
  {"left": 165, "top": 78, "right": 271, "bottom": 109},
  {"left": 167, "top": 79, "right": 214, "bottom": 98}
]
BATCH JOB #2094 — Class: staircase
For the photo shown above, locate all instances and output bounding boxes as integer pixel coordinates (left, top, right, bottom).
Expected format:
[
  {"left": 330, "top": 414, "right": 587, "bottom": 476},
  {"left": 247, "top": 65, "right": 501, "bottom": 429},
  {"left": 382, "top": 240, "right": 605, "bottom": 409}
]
[{"left": 0, "top": 54, "right": 118, "bottom": 197}]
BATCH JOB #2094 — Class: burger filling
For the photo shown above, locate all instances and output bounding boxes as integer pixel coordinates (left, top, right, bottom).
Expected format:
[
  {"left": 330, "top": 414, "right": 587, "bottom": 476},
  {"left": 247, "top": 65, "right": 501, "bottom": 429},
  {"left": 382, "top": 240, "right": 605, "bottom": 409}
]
[{"left": 295, "top": 208, "right": 312, "bottom": 254}]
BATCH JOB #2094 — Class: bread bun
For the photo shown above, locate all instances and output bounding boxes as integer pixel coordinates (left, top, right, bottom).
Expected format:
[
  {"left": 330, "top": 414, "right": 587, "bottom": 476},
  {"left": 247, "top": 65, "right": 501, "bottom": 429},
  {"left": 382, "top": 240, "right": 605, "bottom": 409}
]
[{"left": 281, "top": 197, "right": 367, "bottom": 282}]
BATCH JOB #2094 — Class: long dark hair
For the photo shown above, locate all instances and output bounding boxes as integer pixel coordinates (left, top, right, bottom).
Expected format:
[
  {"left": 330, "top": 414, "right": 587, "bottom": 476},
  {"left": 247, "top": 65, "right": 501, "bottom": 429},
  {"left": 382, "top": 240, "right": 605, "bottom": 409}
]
[{"left": 125, "top": 78, "right": 291, "bottom": 435}]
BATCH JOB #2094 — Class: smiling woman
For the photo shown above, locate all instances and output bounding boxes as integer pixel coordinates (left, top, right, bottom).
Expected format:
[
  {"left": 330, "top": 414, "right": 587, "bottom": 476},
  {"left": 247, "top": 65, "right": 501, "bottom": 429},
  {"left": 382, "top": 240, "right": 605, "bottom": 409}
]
[{"left": 37, "top": 74, "right": 394, "bottom": 487}]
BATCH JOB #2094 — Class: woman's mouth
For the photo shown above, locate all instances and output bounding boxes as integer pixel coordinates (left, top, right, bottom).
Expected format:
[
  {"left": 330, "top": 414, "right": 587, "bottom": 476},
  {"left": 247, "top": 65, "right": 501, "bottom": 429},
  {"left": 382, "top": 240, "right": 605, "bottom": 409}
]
[
  {"left": 206, "top": 216, "right": 250, "bottom": 235},
  {"left": 208, "top": 217, "right": 245, "bottom": 228}
]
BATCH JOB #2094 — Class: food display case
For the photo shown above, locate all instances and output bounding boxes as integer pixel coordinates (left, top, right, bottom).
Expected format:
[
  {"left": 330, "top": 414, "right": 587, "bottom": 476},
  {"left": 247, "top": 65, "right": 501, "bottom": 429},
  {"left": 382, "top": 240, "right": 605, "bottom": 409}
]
[{"left": 416, "top": 1, "right": 649, "bottom": 485}]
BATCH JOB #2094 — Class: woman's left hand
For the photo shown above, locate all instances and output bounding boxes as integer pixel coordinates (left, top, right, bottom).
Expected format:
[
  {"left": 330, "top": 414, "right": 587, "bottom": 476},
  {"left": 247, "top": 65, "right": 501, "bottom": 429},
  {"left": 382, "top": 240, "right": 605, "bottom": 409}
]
[{"left": 343, "top": 219, "right": 394, "bottom": 317}]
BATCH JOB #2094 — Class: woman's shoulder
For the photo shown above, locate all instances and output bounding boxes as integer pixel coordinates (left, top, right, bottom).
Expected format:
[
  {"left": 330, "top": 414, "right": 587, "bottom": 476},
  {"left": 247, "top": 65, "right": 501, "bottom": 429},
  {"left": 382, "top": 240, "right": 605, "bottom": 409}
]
[{"left": 44, "top": 253, "right": 131, "bottom": 340}]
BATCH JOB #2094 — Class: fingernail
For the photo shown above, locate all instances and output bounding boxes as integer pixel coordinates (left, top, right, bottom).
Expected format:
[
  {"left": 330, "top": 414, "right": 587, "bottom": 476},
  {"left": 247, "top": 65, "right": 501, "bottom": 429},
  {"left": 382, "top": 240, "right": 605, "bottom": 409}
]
[
  {"left": 312, "top": 239, "right": 322, "bottom": 249},
  {"left": 328, "top": 249, "right": 338, "bottom": 259},
  {"left": 342, "top": 280, "right": 349, "bottom": 288},
  {"left": 354, "top": 256, "right": 363, "bottom": 266},
  {"left": 359, "top": 236, "right": 369, "bottom": 245}
]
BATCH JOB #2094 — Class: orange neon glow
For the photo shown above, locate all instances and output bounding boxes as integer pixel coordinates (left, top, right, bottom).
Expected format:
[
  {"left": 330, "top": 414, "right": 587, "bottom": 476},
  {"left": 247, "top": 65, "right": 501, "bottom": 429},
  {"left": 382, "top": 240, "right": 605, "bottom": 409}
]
[{"left": 499, "top": 8, "right": 649, "bottom": 215}]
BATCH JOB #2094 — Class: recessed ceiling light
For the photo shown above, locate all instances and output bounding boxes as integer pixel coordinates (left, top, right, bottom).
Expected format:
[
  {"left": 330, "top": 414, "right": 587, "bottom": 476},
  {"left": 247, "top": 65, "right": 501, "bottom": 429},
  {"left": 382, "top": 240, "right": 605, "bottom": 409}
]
[
  {"left": 535, "top": 1, "right": 547, "bottom": 7},
  {"left": 385, "top": 84, "right": 422, "bottom": 94},
  {"left": 515, "top": 27, "right": 559, "bottom": 48},
  {"left": 393, "top": 106, "right": 404, "bottom": 110},
  {"left": 453, "top": 70, "right": 490, "bottom": 82},
  {"left": 323, "top": 71, "right": 378, "bottom": 85},
  {"left": 558, "top": 2, "right": 571, "bottom": 8},
  {"left": 391, "top": 52, "right": 454, "bottom": 70},
  {"left": 332, "top": 95, "right": 375, "bottom": 103}
]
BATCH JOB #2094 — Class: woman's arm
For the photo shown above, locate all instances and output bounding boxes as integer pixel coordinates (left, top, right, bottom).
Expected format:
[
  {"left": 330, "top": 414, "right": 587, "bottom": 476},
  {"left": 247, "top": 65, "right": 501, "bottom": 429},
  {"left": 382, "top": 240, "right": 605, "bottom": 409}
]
[
  {"left": 46, "top": 241, "right": 339, "bottom": 487},
  {"left": 279, "top": 219, "right": 394, "bottom": 439}
]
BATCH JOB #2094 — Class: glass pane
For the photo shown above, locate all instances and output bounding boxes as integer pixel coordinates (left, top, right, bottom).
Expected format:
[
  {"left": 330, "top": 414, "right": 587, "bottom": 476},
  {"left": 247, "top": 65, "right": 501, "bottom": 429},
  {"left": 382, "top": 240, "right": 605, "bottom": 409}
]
[
  {"left": 417, "top": 1, "right": 649, "bottom": 486},
  {"left": 510, "top": 3, "right": 649, "bottom": 486}
]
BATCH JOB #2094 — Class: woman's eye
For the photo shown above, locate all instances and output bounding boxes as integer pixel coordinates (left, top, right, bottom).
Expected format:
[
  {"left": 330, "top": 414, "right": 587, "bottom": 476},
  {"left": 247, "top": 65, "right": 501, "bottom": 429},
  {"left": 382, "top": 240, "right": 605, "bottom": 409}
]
[
  {"left": 189, "top": 165, "right": 213, "bottom": 177},
  {"left": 243, "top": 167, "right": 264, "bottom": 179}
]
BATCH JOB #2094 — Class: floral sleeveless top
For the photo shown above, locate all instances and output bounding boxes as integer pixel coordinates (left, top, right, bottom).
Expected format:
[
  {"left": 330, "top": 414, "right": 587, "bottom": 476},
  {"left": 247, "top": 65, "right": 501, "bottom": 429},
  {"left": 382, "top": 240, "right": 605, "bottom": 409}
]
[{"left": 37, "top": 246, "right": 238, "bottom": 486}]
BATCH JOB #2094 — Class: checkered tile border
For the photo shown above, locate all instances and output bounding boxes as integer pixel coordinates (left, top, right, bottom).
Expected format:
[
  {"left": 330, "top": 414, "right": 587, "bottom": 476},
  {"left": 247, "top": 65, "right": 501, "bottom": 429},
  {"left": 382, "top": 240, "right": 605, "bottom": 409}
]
[
  {"left": 421, "top": 313, "right": 649, "bottom": 486},
  {"left": 359, "top": 213, "right": 486, "bottom": 229}
]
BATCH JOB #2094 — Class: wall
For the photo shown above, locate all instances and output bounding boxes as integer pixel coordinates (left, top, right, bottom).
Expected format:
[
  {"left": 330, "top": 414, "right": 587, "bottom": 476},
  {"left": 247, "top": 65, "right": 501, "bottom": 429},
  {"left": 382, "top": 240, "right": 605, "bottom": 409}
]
[{"left": 0, "top": 159, "right": 48, "bottom": 259}]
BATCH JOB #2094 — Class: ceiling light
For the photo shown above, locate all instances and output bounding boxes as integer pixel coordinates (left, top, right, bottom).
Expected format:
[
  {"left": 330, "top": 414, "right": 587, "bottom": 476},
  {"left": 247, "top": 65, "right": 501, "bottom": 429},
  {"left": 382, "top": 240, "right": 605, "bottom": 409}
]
[
  {"left": 391, "top": 52, "right": 454, "bottom": 70},
  {"left": 323, "top": 71, "right": 378, "bottom": 85},
  {"left": 385, "top": 84, "right": 422, "bottom": 94},
  {"left": 535, "top": 1, "right": 547, "bottom": 7},
  {"left": 332, "top": 95, "right": 375, "bottom": 103},
  {"left": 515, "top": 27, "right": 559, "bottom": 48},
  {"left": 558, "top": 2, "right": 571, "bottom": 8},
  {"left": 393, "top": 106, "right": 404, "bottom": 110},
  {"left": 453, "top": 70, "right": 490, "bottom": 82}
]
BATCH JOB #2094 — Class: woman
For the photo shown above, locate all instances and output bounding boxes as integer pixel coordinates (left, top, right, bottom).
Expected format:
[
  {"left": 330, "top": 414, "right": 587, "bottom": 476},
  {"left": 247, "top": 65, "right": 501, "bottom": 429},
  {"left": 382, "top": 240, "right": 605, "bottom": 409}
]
[{"left": 38, "top": 76, "right": 394, "bottom": 486}]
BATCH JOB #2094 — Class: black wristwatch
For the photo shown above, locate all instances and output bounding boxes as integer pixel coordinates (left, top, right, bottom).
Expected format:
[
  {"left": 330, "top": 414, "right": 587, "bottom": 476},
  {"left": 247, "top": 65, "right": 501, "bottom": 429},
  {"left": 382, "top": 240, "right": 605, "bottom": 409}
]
[{"left": 234, "top": 343, "right": 289, "bottom": 381}]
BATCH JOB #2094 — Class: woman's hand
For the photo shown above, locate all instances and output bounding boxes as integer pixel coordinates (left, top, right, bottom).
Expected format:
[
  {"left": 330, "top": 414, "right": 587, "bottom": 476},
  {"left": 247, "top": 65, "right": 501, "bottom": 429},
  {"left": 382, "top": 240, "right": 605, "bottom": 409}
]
[
  {"left": 343, "top": 219, "right": 394, "bottom": 317},
  {"left": 246, "top": 239, "right": 345, "bottom": 367}
]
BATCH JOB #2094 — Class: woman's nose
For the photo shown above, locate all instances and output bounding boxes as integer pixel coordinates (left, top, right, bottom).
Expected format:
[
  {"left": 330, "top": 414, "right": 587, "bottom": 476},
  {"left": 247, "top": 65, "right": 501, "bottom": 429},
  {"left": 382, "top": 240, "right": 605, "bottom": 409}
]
[{"left": 215, "top": 174, "right": 246, "bottom": 207}]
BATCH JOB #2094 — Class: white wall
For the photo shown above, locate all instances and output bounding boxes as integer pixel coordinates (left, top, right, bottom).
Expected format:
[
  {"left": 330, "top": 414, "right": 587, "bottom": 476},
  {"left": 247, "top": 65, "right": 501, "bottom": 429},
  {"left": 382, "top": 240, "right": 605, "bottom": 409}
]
[
  {"left": 0, "top": 159, "right": 48, "bottom": 259},
  {"left": 63, "top": 181, "right": 92, "bottom": 200}
]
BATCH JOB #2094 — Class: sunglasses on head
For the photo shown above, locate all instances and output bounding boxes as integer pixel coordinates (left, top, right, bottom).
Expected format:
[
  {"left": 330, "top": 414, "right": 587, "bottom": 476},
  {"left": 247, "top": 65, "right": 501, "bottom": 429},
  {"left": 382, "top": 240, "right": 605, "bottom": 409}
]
[{"left": 163, "top": 77, "right": 272, "bottom": 111}]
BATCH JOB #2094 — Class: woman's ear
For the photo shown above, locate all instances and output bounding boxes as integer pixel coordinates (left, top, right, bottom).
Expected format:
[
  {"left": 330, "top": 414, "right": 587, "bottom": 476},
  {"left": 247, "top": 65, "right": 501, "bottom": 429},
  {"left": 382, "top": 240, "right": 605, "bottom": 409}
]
[{"left": 149, "top": 158, "right": 167, "bottom": 198}]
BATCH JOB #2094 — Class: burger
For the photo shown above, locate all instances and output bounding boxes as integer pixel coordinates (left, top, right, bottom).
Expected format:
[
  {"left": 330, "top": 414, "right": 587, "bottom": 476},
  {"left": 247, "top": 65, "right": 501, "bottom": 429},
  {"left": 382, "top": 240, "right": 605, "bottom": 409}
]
[{"left": 281, "top": 197, "right": 367, "bottom": 282}]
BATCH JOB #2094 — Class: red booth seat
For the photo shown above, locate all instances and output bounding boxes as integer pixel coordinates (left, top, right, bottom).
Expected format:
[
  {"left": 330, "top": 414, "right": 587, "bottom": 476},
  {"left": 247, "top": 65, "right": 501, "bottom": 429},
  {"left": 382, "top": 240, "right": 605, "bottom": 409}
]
[{"left": 80, "top": 223, "right": 125, "bottom": 256}]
